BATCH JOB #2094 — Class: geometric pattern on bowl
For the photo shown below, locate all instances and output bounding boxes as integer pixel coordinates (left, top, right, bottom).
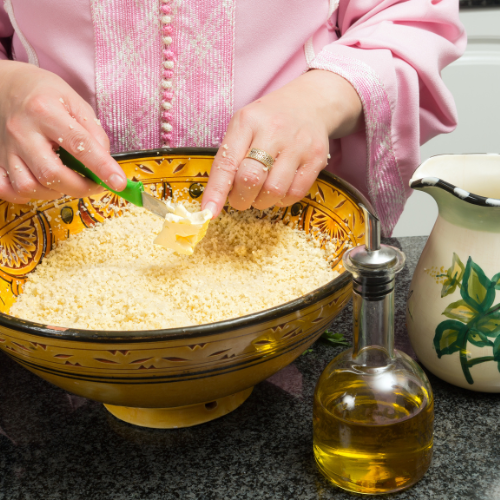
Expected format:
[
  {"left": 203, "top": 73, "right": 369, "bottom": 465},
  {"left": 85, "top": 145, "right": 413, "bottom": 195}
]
[{"left": 0, "top": 148, "right": 369, "bottom": 428}]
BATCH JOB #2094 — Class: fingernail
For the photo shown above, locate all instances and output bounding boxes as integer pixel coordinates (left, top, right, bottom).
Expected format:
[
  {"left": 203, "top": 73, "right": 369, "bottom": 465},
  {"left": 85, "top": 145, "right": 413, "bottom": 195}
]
[
  {"left": 109, "top": 173, "right": 126, "bottom": 191},
  {"left": 204, "top": 201, "right": 218, "bottom": 217}
]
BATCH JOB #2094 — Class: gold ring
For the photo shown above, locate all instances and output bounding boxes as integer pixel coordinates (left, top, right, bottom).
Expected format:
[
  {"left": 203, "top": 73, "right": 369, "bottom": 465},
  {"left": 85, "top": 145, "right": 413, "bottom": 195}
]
[{"left": 246, "top": 148, "right": 275, "bottom": 171}]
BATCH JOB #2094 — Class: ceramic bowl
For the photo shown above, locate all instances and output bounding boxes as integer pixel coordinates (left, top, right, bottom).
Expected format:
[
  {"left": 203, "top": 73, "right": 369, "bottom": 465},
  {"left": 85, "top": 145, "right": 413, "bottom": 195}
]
[{"left": 0, "top": 148, "right": 369, "bottom": 428}]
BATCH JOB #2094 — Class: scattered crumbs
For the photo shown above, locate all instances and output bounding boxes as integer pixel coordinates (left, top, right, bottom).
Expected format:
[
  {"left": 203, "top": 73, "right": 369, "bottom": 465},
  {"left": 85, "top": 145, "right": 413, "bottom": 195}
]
[
  {"left": 43, "top": 156, "right": 47, "bottom": 160},
  {"left": 58, "top": 138, "right": 63, "bottom": 143},
  {"left": 244, "top": 178, "right": 248, "bottom": 182},
  {"left": 77, "top": 142, "right": 85, "bottom": 152},
  {"left": 222, "top": 151, "right": 226, "bottom": 158},
  {"left": 59, "top": 98, "right": 65, "bottom": 104},
  {"left": 327, "top": 154, "right": 331, "bottom": 159},
  {"left": 84, "top": 117, "right": 87, "bottom": 121},
  {"left": 228, "top": 180, "right": 231, "bottom": 185},
  {"left": 223, "top": 144, "right": 228, "bottom": 150},
  {"left": 94, "top": 118, "right": 101, "bottom": 126}
]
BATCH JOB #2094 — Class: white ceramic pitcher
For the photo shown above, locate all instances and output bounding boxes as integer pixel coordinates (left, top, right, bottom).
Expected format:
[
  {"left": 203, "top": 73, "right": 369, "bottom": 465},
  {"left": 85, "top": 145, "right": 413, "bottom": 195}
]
[{"left": 407, "top": 154, "right": 500, "bottom": 392}]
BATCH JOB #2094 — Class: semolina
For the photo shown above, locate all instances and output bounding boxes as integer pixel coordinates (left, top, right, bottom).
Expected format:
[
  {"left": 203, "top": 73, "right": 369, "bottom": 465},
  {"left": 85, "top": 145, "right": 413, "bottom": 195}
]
[{"left": 10, "top": 204, "right": 339, "bottom": 331}]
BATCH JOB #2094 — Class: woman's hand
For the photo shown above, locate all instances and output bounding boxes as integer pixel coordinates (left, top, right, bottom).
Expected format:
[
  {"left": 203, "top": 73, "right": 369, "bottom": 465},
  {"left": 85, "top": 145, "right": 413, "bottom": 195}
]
[
  {"left": 202, "top": 70, "right": 363, "bottom": 217},
  {"left": 0, "top": 61, "right": 127, "bottom": 204}
]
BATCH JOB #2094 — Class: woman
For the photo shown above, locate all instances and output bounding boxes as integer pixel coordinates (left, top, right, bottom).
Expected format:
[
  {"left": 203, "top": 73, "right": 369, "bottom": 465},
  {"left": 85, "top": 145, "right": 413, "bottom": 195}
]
[{"left": 0, "top": 0, "right": 465, "bottom": 235}]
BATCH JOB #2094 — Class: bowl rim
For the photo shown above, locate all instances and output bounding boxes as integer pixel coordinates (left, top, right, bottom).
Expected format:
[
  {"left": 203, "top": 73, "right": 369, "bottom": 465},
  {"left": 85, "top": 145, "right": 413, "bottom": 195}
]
[{"left": 0, "top": 147, "right": 372, "bottom": 344}]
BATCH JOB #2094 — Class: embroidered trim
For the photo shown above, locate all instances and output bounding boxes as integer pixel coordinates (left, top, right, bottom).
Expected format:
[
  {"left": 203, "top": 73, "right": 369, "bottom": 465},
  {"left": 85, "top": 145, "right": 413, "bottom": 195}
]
[
  {"left": 160, "top": 0, "right": 174, "bottom": 147},
  {"left": 309, "top": 53, "right": 405, "bottom": 237},
  {"left": 172, "top": 0, "right": 235, "bottom": 148},
  {"left": 90, "top": 0, "right": 161, "bottom": 153},
  {"left": 3, "top": 0, "right": 39, "bottom": 66}
]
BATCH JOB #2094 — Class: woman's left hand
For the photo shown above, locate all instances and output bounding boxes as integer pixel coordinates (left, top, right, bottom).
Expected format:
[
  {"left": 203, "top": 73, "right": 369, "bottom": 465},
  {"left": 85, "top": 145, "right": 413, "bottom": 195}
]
[{"left": 201, "top": 69, "right": 363, "bottom": 217}]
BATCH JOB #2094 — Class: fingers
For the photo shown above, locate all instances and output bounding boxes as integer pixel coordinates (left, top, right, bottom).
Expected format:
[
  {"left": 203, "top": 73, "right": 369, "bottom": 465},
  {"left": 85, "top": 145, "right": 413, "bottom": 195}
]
[
  {"left": 63, "top": 98, "right": 110, "bottom": 151},
  {"left": 201, "top": 116, "right": 253, "bottom": 216},
  {"left": 38, "top": 106, "right": 126, "bottom": 192},
  {"left": 228, "top": 139, "right": 280, "bottom": 210},
  {"left": 228, "top": 156, "right": 269, "bottom": 210},
  {"left": 7, "top": 154, "right": 62, "bottom": 200},
  {"left": 0, "top": 65, "right": 125, "bottom": 204},
  {"left": 256, "top": 135, "right": 328, "bottom": 209},
  {"left": 250, "top": 149, "right": 297, "bottom": 210},
  {"left": 23, "top": 138, "right": 104, "bottom": 198},
  {"left": 278, "top": 161, "right": 323, "bottom": 207},
  {"left": 0, "top": 167, "right": 30, "bottom": 204}
]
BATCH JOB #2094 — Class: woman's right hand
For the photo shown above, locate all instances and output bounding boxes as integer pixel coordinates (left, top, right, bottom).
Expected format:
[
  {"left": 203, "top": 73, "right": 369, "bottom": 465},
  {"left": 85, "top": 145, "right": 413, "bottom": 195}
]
[{"left": 0, "top": 61, "right": 127, "bottom": 204}]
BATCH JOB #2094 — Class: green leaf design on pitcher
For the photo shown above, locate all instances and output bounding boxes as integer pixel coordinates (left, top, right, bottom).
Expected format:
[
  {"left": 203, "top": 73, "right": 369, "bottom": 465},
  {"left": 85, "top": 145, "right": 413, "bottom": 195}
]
[
  {"left": 461, "top": 257, "right": 495, "bottom": 312},
  {"left": 434, "top": 320, "right": 466, "bottom": 356},
  {"left": 433, "top": 255, "right": 500, "bottom": 384},
  {"left": 442, "top": 300, "right": 477, "bottom": 322}
]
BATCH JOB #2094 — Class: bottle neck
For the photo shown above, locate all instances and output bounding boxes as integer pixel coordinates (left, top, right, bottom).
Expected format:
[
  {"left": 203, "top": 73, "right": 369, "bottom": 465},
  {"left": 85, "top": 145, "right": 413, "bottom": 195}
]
[{"left": 352, "top": 285, "right": 395, "bottom": 366}]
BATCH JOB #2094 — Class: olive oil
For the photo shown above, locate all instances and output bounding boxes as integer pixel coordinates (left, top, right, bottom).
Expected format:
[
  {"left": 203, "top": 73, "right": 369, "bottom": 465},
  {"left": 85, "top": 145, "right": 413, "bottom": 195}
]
[
  {"left": 313, "top": 205, "right": 434, "bottom": 495},
  {"left": 313, "top": 363, "right": 434, "bottom": 494}
]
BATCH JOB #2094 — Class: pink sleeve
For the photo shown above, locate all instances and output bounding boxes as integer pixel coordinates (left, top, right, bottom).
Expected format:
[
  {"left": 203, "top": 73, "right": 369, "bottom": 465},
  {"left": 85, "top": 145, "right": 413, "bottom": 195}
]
[
  {"left": 0, "top": 4, "right": 13, "bottom": 60},
  {"left": 310, "top": 0, "right": 466, "bottom": 236}
]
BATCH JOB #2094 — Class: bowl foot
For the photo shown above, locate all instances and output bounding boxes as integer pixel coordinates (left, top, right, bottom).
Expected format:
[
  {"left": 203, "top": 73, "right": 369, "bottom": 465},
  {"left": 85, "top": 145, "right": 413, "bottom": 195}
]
[{"left": 104, "top": 387, "right": 253, "bottom": 428}]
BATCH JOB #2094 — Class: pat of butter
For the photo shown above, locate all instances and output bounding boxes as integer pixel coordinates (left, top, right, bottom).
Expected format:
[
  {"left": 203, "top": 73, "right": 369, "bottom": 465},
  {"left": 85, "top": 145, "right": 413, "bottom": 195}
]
[{"left": 154, "top": 200, "right": 212, "bottom": 255}]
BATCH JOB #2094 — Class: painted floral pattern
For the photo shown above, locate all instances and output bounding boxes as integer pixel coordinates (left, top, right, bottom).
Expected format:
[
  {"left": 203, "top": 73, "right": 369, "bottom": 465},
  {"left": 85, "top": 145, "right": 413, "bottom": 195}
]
[
  {"left": 434, "top": 253, "right": 500, "bottom": 384},
  {"left": 0, "top": 219, "right": 37, "bottom": 268}
]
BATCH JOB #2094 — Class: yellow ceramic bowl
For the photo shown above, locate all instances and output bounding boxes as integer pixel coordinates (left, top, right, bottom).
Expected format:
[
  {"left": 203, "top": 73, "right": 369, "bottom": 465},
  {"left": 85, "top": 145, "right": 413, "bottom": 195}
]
[{"left": 0, "top": 148, "right": 369, "bottom": 428}]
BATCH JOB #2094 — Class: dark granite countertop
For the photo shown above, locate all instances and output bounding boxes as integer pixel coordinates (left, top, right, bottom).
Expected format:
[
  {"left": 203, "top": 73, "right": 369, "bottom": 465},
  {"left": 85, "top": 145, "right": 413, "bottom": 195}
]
[{"left": 1, "top": 236, "right": 499, "bottom": 500}]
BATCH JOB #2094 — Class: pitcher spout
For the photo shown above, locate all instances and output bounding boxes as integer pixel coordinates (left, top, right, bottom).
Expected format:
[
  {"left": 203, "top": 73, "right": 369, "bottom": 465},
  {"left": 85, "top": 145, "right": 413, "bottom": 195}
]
[{"left": 410, "top": 154, "right": 500, "bottom": 232}]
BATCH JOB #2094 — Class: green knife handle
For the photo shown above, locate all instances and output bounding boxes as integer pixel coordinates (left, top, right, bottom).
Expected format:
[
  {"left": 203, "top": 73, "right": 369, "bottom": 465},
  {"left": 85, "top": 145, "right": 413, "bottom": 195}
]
[{"left": 58, "top": 148, "right": 145, "bottom": 207}]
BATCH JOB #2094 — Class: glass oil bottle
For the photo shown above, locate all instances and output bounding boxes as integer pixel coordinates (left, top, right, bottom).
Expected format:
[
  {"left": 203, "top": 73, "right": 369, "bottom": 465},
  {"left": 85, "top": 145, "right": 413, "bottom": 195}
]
[{"left": 313, "top": 206, "right": 434, "bottom": 495}]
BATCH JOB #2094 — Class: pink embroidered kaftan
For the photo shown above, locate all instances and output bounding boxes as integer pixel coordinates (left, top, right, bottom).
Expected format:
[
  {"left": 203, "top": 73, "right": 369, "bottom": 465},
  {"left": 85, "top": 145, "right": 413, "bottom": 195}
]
[{"left": 0, "top": 0, "right": 466, "bottom": 235}]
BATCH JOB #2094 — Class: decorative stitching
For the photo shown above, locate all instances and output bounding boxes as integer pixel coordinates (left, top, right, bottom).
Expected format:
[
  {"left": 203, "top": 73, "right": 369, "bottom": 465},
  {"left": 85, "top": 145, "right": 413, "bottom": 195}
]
[
  {"left": 160, "top": 0, "right": 174, "bottom": 147},
  {"left": 309, "top": 53, "right": 405, "bottom": 237},
  {"left": 90, "top": 0, "right": 162, "bottom": 153},
  {"left": 172, "top": 0, "right": 235, "bottom": 148},
  {"left": 3, "top": 0, "right": 39, "bottom": 66}
]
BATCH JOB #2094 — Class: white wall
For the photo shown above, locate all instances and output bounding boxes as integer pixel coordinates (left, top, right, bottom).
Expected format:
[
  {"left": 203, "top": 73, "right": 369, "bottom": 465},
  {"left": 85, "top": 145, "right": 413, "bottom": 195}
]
[{"left": 392, "top": 8, "right": 500, "bottom": 237}]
